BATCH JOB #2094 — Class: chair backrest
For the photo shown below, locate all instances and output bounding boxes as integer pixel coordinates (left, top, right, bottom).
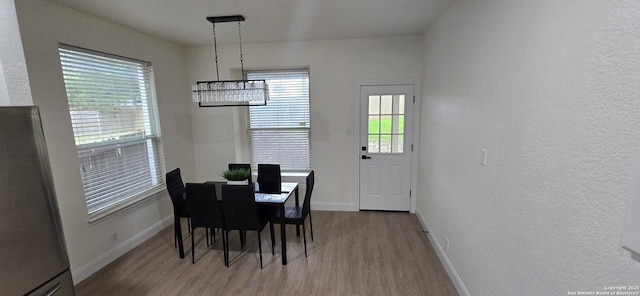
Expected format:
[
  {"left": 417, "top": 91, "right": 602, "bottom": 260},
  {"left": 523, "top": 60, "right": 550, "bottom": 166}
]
[
  {"left": 185, "top": 183, "right": 224, "bottom": 229},
  {"left": 166, "top": 168, "right": 185, "bottom": 201},
  {"left": 302, "top": 170, "right": 315, "bottom": 218},
  {"left": 257, "top": 164, "right": 281, "bottom": 193},
  {"left": 228, "top": 163, "right": 252, "bottom": 183},
  {"left": 221, "top": 185, "right": 260, "bottom": 231}
]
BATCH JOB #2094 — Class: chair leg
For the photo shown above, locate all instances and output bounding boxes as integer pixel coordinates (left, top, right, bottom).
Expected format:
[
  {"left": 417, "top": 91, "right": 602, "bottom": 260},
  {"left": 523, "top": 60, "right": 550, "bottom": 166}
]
[
  {"left": 224, "top": 230, "right": 229, "bottom": 267},
  {"left": 187, "top": 218, "right": 191, "bottom": 234},
  {"left": 309, "top": 213, "right": 314, "bottom": 241},
  {"left": 302, "top": 221, "right": 307, "bottom": 257},
  {"left": 221, "top": 229, "right": 226, "bottom": 267},
  {"left": 174, "top": 219, "right": 179, "bottom": 248},
  {"left": 239, "top": 231, "right": 245, "bottom": 249},
  {"left": 206, "top": 229, "right": 210, "bottom": 247},
  {"left": 212, "top": 228, "right": 216, "bottom": 243},
  {"left": 269, "top": 221, "right": 275, "bottom": 255},
  {"left": 257, "top": 230, "right": 263, "bottom": 269},
  {"left": 191, "top": 228, "right": 195, "bottom": 264}
]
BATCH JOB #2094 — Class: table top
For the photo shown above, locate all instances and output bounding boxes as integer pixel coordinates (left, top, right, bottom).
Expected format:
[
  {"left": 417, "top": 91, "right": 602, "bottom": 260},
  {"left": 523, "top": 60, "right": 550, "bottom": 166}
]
[{"left": 205, "top": 181, "right": 298, "bottom": 204}]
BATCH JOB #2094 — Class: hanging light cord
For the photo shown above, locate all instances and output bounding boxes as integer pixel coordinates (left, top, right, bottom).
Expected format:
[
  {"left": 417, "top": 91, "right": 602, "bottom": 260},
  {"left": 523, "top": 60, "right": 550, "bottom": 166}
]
[
  {"left": 210, "top": 18, "right": 245, "bottom": 84},
  {"left": 238, "top": 20, "right": 244, "bottom": 76},
  {"left": 212, "top": 22, "right": 220, "bottom": 81}
]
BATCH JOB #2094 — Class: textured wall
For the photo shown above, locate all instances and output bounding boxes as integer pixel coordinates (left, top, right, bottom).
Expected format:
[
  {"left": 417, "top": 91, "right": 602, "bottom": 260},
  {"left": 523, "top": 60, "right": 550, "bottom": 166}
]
[
  {"left": 0, "top": 0, "right": 32, "bottom": 106},
  {"left": 418, "top": 0, "right": 640, "bottom": 294},
  {"left": 15, "top": 0, "right": 196, "bottom": 282}
]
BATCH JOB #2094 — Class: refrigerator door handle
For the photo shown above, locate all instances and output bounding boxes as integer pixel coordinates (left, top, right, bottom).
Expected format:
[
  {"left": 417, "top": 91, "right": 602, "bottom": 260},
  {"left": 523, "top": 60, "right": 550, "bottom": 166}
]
[{"left": 43, "top": 283, "right": 62, "bottom": 296}]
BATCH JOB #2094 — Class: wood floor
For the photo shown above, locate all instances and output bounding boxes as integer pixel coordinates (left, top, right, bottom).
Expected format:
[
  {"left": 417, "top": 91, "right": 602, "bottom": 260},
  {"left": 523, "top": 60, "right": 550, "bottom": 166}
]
[{"left": 75, "top": 211, "right": 457, "bottom": 296}]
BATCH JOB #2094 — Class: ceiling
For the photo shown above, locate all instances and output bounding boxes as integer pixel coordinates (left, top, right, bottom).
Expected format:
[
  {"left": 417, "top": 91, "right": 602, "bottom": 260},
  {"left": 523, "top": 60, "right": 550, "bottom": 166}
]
[{"left": 48, "top": 0, "right": 452, "bottom": 46}]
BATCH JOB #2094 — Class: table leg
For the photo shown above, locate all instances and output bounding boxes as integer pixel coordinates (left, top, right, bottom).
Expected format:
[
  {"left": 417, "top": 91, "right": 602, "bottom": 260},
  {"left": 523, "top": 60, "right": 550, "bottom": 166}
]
[
  {"left": 175, "top": 214, "right": 184, "bottom": 258},
  {"left": 295, "top": 186, "right": 300, "bottom": 236},
  {"left": 280, "top": 203, "right": 287, "bottom": 265}
]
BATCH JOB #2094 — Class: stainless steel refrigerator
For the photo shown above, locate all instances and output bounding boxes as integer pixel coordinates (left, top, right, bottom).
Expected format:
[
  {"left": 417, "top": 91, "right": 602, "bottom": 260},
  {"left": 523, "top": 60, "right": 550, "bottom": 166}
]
[{"left": 0, "top": 107, "right": 75, "bottom": 296}]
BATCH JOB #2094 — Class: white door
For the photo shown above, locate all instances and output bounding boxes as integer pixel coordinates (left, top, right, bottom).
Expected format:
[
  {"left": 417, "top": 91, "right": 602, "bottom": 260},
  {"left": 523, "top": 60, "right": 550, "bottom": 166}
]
[{"left": 359, "top": 85, "right": 414, "bottom": 211}]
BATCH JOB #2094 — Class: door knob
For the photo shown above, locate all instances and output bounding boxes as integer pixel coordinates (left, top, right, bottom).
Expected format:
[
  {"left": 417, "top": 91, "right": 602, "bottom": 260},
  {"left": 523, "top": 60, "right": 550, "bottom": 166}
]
[{"left": 361, "top": 155, "right": 371, "bottom": 159}]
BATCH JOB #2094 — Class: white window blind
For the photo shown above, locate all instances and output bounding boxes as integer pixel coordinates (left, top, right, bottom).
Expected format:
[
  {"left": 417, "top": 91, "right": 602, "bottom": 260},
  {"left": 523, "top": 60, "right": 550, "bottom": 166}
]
[
  {"left": 246, "top": 70, "right": 311, "bottom": 171},
  {"left": 58, "top": 44, "right": 165, "bottom": 216}
]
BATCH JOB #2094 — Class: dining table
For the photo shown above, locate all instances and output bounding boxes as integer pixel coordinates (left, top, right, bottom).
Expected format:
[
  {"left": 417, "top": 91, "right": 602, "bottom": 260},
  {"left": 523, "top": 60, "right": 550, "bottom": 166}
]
[{"left": 175, "top": 181, "right": 299, "bottom": 265}]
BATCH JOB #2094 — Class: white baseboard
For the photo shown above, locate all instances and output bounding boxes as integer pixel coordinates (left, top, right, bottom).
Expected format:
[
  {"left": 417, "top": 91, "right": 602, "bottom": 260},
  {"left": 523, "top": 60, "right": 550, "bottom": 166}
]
[
  {"left": 71, "top": 215, "right": 174, "bottom": 284},
  {"left": 415, "top": 209, "right": 470, "bottom": 296},
  {"left": 311, "top": 202, "right": 357, "bottom": 211}
]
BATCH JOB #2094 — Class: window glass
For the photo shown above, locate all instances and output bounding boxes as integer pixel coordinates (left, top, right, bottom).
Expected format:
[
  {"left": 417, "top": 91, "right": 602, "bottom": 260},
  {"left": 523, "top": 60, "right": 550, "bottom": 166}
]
[
  {"left": 59, "top": 45, "right": 165, "bottom": 215},
  {"left": 367, "top": 94, "right": 406, "bottom": 154},
  {"left": 246, "top": 70, "right": 311, "bottom": 171}
]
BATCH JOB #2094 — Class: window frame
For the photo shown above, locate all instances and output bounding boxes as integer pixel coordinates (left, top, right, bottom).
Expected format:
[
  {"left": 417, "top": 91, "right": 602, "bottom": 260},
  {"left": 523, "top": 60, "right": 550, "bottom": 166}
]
[
  {"left": 58, "top": 44, "right": 166, "bottom": 222},
  {"left": 244, "top": 69, "right": 312, "bottom": 172}
]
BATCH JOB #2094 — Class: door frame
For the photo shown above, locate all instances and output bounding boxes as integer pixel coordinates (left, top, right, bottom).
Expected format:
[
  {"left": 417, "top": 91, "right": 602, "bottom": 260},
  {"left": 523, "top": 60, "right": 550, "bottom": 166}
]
[{"left": 353, "top": 79, "right": 422, "bottom": 213}]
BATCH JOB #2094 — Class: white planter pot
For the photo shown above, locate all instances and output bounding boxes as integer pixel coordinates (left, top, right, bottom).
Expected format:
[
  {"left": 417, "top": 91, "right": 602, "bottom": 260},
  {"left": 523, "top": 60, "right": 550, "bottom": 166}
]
[{"left": 226, "top": 180, "right": 249, "bottom": 185}]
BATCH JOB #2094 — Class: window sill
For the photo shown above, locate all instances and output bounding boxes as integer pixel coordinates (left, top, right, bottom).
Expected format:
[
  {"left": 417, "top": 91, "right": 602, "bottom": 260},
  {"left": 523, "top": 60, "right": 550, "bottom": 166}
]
[{"left": 87, "top": 185, "right": 166, "bottom": 225}]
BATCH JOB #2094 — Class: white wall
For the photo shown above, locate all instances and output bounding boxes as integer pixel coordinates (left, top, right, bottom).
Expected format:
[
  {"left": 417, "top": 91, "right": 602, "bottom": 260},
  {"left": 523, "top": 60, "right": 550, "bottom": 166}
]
[
  {"left": 185, "top": 36, "right": 424, "bottom": 210},
  {"left": 418, "top": 0, "right": 640, "bottom": 295},
  {"left": 15, "top": 0, "right": 196, "bottom": 283},
  {"left": 0, "top": 0, "right": 31, "bottom": 106}
]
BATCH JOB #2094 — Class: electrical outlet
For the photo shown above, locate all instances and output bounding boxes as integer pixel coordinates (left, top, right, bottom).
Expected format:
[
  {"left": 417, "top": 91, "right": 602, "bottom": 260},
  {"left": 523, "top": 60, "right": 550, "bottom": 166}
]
[
  {"left": 480, "top": 149, "right": 487, "bottom": 166},
  {"left": 111, "top": 231, "right": 119, "bottom": 242},
  {"left": 445, "top": 237, "right": 450, "bottom": 251}
]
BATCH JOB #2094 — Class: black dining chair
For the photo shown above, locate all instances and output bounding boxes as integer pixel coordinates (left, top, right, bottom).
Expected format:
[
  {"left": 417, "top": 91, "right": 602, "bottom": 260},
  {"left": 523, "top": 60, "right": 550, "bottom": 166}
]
[
  {"left": 257, "top": 164, "right": 281, "bottom": 193},
  {"left": 229, "top": 163, "right": 252, "bottom": 183},
  {"left": 185, "top": 183, "right": 226, "bottom": 264},
  {"left": 221, "top": 184, "right": 275, "bottom": 269},
  {"left": 165, "top": 168, "right": 191, "bottom": 249},
  {"left": 272, "top": 170, "right": 315, "bottom": 257}
]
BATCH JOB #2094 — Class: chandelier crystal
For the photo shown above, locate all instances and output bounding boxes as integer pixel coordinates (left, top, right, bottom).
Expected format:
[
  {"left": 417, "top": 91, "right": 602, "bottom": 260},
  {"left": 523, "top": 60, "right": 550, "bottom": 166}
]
[{"left": 192, "top": 80, "right": 269, "bottom": 106}]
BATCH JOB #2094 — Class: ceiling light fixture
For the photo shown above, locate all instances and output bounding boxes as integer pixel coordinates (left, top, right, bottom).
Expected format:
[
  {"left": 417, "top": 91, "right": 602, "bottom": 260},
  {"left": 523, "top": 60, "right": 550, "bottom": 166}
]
[{"left": 191, "top": 15, "right": 269, "bottom": 107}]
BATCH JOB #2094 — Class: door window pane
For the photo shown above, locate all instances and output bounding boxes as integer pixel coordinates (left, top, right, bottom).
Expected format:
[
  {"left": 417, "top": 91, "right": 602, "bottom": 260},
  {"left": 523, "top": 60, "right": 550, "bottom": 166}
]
[
  {"left": 381, "top": 95, "right": 392, "bottom": 114},
  {"left": 394, "top": 95, "right": 405, "bottom": 114},
  {"left": 392, "top": 95, "right": 400, "bottom": 114},
  {"left": 368, "top": 115, "right": 380, "bottom": 134},
  {"left": 392, "top": 135, "right": 404, "bottom": 153},
  {"left": 368, "top": 135, "right": 380, "bottom": 153},
  {"left": 392, "top": 115, "right": 404, "bottom": 134},
  {"left": 380, "top": 115, "right": 392, "bottom": 134},
  {"left": 380, "top": 135, "right": 392, "bottom": 153},
  {"left": 368, "top": 96, "right": 380, "bottom": 115}
]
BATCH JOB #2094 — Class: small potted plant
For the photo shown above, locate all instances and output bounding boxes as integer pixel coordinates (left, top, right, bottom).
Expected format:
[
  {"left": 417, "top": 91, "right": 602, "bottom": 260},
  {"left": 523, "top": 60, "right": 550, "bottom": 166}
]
[{"left": 221, "top": 168, "right": 251, "bottom": 185}]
